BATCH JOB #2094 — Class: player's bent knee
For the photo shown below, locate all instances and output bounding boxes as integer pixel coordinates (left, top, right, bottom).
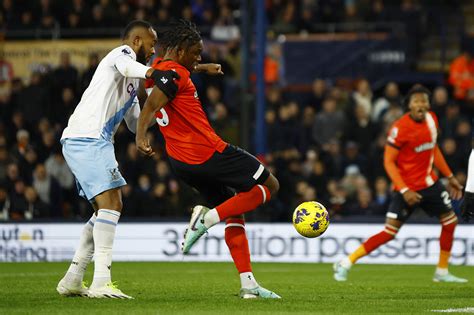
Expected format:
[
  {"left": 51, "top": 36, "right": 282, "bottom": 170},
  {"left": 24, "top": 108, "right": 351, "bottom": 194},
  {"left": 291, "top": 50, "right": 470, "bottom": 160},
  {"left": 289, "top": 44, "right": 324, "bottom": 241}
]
[
  {"left": 112, "top": 200, "right": 123, "bottom": 212},
  {"left": 442, "top": 219, "right": 457, "bottom": 232},
  {"left": 95, "top": 188, "right": 124, "bottom": 211},
  {"left": 272, "top": 176, "right": 280, "bottom": 194},
  {"left": 264, "top": 174, "right": 279, "bottom": 197},
  {"left": 383, "top": 223, "right": 399, "bottom": 240},
  {"left": 440, "top": 212, "right": 458, "bottom": 232},
  {"left": 95, "top": 196, "right": 123, "bottom": 212}
]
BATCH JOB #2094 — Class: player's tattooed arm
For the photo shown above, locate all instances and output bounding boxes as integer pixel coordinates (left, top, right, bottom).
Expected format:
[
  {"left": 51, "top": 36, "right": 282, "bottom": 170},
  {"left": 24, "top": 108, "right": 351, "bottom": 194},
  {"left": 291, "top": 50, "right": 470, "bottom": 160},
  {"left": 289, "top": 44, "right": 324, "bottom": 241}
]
[
  {"left": 193, "top": 63, "right": 224, "bottom": 75},
  {"left": 136, "top": 86, "right": 169, "bottom": 156}
]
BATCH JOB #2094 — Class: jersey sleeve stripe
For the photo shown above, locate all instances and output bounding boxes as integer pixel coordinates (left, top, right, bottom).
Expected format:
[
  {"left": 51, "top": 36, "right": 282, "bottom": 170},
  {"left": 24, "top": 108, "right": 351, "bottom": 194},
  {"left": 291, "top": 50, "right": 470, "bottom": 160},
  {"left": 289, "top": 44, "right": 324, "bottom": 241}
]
[{"left": 257, "top": 184, "right": 267, "bottom": 203}]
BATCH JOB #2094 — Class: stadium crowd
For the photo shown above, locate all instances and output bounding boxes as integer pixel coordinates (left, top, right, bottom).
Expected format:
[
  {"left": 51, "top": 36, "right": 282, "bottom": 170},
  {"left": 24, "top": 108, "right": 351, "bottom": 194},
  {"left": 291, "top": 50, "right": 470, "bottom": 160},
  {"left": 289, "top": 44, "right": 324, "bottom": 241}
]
[
  {"left": 0, "top": 0, "right": 471, "bottom": 222},
  {"left": 0, "top": 0, "right": 459, "bottom": 38}
]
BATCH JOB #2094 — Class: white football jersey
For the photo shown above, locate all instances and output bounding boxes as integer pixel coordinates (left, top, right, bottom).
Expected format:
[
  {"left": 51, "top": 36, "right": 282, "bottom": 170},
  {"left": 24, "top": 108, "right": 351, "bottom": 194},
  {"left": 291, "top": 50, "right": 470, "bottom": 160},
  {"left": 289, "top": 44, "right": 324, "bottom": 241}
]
[{"left": 61, "top": 45, "right": 144, "bottom": 142}]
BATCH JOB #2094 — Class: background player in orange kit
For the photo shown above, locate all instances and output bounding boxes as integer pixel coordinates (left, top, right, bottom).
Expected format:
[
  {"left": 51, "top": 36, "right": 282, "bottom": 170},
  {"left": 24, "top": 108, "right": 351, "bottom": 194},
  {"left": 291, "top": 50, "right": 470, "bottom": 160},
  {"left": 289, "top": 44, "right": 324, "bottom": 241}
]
[
  {"left": 333, "top": 84, "right": 467, "bottom": 283},
  {"left": 135, "top": 20, "right": 281, "bottom": 299}
]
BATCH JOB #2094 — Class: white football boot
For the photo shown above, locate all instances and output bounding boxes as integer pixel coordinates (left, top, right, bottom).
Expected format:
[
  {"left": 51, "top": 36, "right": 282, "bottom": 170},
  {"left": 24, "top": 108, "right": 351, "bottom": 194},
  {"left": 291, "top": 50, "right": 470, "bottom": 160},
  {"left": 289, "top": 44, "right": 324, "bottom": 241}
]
[
  {"left": 88, "top": 282, "right": 133, "bottom": 299},
  {"left": 239, "top": 286, "right": 281, "bottom": 299},
  {"left": 56, "top": 277, "right": 89, "bottom": 297}
]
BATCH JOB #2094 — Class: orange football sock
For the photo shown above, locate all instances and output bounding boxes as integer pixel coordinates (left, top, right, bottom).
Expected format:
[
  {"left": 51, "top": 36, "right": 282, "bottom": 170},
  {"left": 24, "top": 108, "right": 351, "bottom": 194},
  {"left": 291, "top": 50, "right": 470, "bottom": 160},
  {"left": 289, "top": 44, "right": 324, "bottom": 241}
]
[
  {"left": 349, "top": 245, "right": 367, "bottom": 264},
  {"left": 216, "top": 185, "right": 270, "bottom": 220},
  {"left": 438, "top": 250, "right": 451, "bottom": 269},
  {"left": 438, "top": 213, "right": 457, "bottom": 269},
  {"left": 225, "top": 218, "right": 252, "bottom": 273},
  {"left": 358, "top": 224, "right": 399, "bottom": 261}
]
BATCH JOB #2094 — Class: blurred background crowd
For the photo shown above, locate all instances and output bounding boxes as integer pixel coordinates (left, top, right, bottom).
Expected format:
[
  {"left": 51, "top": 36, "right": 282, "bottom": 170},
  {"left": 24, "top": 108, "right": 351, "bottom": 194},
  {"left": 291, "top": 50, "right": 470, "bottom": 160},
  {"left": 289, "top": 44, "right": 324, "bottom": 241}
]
[
  {"left": 0, "top": 0, "right": 464, "bottom": 38},
  {"left": 0, "top": 0, "right": 472, "bottom": 223}
]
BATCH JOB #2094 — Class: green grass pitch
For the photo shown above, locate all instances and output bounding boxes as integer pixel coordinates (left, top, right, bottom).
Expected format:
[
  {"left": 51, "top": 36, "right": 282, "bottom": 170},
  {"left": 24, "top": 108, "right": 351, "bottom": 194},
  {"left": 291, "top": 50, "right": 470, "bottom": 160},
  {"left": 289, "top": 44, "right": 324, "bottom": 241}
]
[{"left": 0, "top": 262, "right": 472, "bottom": 314}]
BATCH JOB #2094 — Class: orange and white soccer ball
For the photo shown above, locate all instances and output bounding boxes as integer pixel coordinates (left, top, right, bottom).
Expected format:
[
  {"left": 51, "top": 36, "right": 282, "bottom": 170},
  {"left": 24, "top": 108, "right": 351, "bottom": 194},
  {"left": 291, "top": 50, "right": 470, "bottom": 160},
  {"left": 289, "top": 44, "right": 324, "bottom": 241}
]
[{"left": 292, "top": 201, "right": 329, "bottom": 238}]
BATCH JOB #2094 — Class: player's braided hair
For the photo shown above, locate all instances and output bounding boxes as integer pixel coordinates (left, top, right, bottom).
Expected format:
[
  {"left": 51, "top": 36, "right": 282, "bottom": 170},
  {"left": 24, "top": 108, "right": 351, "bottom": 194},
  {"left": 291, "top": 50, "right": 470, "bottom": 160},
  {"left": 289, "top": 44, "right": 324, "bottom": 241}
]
[
  {"left": 156, "top": 28, "right": 172, "bottom": 51},
  {"left": 159, "top": 19, "right": 201, "bottom": 51}
]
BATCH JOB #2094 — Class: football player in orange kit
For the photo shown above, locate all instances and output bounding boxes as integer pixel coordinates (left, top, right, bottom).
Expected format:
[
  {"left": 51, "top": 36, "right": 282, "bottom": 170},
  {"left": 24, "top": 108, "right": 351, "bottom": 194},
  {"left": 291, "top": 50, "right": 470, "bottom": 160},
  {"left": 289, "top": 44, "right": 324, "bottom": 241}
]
[
  {"left": 143, "top": 29, "right": 223, "bottom": 93},
  {"left": 136, "top": 20, "right": 281, "bottom": 299},
  {"left": 334, "top": 84, "right": 467, "bottom": 283}
]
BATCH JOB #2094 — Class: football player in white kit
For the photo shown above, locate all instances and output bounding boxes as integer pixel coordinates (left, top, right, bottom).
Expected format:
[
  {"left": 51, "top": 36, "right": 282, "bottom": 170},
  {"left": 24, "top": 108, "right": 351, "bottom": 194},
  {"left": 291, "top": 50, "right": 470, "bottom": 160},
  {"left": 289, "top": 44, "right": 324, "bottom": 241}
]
[
  {"left": 461, "top": 118, "right": 474, "bottom": 221},
  {"left": 56, "top": 20, "right": 179, "bottom": 299}
]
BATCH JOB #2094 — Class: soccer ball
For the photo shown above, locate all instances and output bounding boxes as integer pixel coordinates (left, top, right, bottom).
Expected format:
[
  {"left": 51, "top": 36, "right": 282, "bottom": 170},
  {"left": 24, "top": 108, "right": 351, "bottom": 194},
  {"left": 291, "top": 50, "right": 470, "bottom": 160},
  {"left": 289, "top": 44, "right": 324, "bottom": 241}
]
[{"left": 292, "top": 201, "right": 329, "bottom": 238}]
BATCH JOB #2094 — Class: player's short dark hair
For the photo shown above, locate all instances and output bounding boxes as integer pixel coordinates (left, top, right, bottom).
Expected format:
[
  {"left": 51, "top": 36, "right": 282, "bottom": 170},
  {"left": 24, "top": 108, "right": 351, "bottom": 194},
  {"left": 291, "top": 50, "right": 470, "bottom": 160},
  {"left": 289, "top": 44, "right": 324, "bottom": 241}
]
[
  {"left": 122, "top": 20, "right": 152, "bottom": 40},
  {"left": 404, "top": 84, "right": 431, "bottom": 106},
  {"left": 159, "top": 19, "right": 201, "bottom": 51}
]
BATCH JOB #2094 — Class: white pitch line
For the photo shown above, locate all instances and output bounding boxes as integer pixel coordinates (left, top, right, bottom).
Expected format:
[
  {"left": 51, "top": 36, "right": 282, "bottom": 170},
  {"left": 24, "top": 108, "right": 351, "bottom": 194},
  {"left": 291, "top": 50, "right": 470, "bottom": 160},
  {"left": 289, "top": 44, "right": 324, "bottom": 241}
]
[{"left": 431, "top": 307, "right": 474, "bottom": 313}]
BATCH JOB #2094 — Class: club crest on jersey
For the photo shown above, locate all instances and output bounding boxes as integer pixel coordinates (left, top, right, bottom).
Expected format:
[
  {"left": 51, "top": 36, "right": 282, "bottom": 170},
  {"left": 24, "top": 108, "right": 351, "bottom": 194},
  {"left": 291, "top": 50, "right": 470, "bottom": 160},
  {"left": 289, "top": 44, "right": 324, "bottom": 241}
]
[
  {"left": 387, "top": 127, "right": 398, "bottom": 143},
  {"left": 414, "top": 142, "right": 435, "bottom": 153},
  {"left": 127, "top": 83, "right": 136, "bottom": 97},
  {"left": 108, "top": 168, "right": 121, "bottom": 181}
]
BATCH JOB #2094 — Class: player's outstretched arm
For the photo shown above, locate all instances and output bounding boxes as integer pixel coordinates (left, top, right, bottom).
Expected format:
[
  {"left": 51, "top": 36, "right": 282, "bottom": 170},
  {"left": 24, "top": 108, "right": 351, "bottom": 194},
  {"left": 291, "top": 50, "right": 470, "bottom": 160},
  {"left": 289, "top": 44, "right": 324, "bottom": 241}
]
[
  {"left": 434, "top": 145, "right": 463, "bottom": 200},
  {"left": 135, "top": 86, "right": 169, "bottom": 156},
  {"left": 384, "top": 144, "right": 422, "bottom": 206},
  {"left": 194, "top": 63, "right": 224, "bottom": 75},
  {"left": 114, "top": 53, "right": 154, "bottom": 79}
]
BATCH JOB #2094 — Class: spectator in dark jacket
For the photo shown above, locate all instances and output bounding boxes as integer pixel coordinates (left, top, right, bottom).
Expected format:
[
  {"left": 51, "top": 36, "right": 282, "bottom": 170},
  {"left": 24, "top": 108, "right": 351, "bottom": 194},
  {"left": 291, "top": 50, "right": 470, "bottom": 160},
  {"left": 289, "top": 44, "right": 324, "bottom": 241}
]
[
  {"left": 16, "top": 72, "right": 50, "bottom": 125},
  {"left": 52, "top": 52, "right": 78, "bottom": 93},
  {"left": 312, "top": 98, "right": 345, "bottom": 147},
  {"left": 32, "top": 163, "right": 62, "bottom": 217}
]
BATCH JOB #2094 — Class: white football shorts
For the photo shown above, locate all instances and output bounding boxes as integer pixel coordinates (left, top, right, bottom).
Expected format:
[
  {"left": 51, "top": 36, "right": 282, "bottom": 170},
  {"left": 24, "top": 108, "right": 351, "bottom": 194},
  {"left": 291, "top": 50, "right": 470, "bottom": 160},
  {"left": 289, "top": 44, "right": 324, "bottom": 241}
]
[{"left": 61, "top": 137, "right": 126, "bottom": 201}]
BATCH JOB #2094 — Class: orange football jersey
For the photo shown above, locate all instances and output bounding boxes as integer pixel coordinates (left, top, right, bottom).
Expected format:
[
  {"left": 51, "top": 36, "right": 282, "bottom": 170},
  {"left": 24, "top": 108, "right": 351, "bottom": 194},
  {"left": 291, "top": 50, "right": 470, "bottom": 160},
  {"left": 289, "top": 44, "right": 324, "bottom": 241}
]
[
  {"left": 152, "top": 59, "right": 227, "bottom": 164},
  {"left": 386, "top": 112, "right": 439, "bottom": 191}
]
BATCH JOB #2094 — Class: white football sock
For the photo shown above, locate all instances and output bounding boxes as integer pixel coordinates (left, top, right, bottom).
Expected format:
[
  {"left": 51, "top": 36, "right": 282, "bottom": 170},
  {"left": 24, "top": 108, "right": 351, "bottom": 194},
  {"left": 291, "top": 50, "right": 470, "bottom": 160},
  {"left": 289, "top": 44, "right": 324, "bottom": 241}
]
[
  {"left": 240, "top": 272, "right": 259, "bottom": 289},
  {"left": 436, "top": 267, "right": 449, "bottom": 276},
  {"left": 65, "top": 213, "right": 96, "bottom": 283},
  {"left": 340, "top": 257, "right": 353, "bottom": 269},
  {"left": 91, "top": 209, "right": 120, "bottom": 289},
  {"left": 203, "top": 208, "right": 220, "bottom": 228}
]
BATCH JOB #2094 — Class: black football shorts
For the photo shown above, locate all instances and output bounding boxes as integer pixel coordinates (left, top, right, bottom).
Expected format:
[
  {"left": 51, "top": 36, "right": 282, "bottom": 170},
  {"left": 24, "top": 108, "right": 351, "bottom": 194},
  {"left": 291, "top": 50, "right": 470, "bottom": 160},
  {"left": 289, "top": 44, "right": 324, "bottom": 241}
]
[
  {"left": 386, "top": 181, "right": 453, "bottom": 222},
  {"left": 168, "top": 144, "right": 270, "bottom": 207}
]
